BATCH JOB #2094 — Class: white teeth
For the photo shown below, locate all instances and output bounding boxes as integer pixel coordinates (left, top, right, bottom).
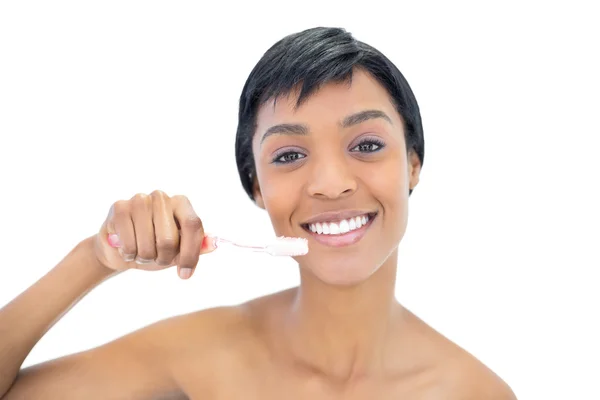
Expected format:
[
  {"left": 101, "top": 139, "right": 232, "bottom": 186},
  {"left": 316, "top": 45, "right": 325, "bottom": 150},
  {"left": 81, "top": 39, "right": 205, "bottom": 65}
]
[
  {"left": 339, "top": 220, "right": 350, "bottom": 233},
  {"left": 329, "top": 222, "right": 340, "bottom": 234},
  {"left": 316, "top": 222, "right": 323, "bottom": 234},
  {"left": 307, "top": 214, "right": 373, "bottom": 236},
  {"left": 348, "top": 218, "right": 356, "bottom": 230}
]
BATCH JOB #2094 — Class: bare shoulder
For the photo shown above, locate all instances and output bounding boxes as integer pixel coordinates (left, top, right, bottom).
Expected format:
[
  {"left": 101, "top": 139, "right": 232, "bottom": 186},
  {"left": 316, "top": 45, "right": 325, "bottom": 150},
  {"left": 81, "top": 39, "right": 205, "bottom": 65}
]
[
  {"left": 164, "top": 297, "right": 274, "bottom": 396},
  {"left": 438, "top": 351, "right": 517, "bottom": 400},
  {"left": 4, "top": 303, "right": 258, "bottom": 400},
  {"left": 402, "top": 310, "right": 517, "bottom": 399},
  {"left": 161, "top": 302, "right": 261, "bottom": 367}
]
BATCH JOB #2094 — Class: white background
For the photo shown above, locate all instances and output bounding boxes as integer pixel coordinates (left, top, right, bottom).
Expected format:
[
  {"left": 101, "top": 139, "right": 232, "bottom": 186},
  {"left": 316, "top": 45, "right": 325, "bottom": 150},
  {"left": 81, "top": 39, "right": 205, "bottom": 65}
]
[{"left": 1, "top": 1, "right": 598, "bottom": 398}]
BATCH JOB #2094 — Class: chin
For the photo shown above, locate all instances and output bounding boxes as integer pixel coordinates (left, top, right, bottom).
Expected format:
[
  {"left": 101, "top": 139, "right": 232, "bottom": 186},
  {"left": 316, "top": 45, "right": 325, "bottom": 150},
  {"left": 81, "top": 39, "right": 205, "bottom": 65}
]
[{"left": 301, "top": 257, "right": 381, "bottom": 287}]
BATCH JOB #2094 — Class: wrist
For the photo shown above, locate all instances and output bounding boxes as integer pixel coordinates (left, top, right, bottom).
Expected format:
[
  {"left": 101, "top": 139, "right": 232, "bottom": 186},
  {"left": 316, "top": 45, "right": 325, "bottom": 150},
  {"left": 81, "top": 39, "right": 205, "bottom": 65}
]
[{"left": 75, "top": 235, "right": 122, "bottom": 280}]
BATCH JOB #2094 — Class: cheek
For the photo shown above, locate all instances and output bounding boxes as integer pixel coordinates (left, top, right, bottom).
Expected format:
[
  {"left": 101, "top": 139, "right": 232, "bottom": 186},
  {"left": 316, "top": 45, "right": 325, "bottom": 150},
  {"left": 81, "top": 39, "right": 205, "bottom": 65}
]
[
  {"left": 261, "top": 174, "right": 295, "bottom": 206},
  {"left": 258, "top": 170, "right": 303, "bottom": 228},
  {"left": 361, "top": 156, "right": 408, "bottom": 205}
]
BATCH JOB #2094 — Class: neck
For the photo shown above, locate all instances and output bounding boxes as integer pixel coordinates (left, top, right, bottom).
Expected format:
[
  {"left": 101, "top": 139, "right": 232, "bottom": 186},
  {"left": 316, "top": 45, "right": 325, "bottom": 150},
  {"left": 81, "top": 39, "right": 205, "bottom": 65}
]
[{"left": 283, "top": 253, "right": 403, "bottom": 382}]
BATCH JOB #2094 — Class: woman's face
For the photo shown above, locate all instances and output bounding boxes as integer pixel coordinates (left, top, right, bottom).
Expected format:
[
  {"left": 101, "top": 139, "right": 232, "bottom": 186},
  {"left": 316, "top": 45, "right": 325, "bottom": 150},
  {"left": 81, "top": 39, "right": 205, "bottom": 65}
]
[{"left": 251, "top": 69, "right": 421, "bottom": 285}]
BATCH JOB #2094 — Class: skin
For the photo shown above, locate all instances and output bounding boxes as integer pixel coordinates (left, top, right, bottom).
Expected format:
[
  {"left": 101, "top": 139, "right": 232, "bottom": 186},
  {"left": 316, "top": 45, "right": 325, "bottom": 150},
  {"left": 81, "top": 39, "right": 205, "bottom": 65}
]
[{"left": 0, "top": 69, "right": 516, "bottom": 399}]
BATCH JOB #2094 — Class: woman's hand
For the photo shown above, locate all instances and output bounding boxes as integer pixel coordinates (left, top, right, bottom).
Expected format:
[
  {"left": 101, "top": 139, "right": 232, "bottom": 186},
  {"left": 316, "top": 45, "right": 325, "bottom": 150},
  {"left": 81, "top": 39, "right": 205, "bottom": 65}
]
[{"left": 94, "top": 190, "right": 215, "bottom": 279}]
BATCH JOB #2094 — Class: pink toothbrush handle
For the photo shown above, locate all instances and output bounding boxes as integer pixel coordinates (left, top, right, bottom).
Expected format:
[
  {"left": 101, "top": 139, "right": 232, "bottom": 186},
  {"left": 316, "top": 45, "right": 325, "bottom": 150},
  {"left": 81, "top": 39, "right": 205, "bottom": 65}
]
[{"left": 107, "top": 233, "right": 121, "bottom": 248}]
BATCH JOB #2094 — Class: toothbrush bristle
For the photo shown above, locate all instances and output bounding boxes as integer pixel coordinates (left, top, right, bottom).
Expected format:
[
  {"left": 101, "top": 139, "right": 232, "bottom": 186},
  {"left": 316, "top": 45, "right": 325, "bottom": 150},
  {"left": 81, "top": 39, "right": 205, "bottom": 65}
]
[{"left": 266, "top": 237, "right": 309, "bottom": 256}]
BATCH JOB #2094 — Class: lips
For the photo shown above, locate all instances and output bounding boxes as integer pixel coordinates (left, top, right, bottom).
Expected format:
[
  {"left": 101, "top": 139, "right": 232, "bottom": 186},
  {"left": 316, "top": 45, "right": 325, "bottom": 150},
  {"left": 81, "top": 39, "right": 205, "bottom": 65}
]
[{"left": 300, "top": 210, "right": 378, "bottom": 248}]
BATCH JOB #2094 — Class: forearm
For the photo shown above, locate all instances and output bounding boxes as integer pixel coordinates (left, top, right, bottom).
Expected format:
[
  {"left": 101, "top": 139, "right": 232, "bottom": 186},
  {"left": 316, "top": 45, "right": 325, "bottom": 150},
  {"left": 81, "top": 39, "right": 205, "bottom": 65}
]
[{"left": 0, "top": 235, "right": 118, "bottom": 397}]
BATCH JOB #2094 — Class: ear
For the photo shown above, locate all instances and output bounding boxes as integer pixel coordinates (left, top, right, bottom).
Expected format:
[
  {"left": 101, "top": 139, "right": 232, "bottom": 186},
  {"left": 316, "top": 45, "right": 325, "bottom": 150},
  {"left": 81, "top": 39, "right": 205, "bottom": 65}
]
[
  {"left": 253, "top": 178, "right": 265, "bottom": 209},
  {"left": 408, "top": 151, "right": 422, "bottom": 192}
]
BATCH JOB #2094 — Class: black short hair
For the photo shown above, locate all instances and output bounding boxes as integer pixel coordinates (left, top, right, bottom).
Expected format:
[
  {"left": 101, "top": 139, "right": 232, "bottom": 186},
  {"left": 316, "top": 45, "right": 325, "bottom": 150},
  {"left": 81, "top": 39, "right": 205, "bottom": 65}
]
[{"left": 235, "top": 27, "right": 424, "bottom": 201}]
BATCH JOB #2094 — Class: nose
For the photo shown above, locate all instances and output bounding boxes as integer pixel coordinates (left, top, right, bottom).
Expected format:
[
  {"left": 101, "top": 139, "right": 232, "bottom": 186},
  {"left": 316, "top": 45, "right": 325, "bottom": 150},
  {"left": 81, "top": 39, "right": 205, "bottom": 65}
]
[{"left": 307, "top": 153, "right": 358, "bottom": 200}]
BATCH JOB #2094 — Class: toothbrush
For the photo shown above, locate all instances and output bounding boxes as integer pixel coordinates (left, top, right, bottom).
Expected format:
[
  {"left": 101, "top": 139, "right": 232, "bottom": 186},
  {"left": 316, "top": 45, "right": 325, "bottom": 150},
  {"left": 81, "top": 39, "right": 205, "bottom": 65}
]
[
  {"left": 107, "top": 234, "right": 308, "bottom": 257},
  {"left": 209, "top": 235, "right": 308, "bottom": 256}
]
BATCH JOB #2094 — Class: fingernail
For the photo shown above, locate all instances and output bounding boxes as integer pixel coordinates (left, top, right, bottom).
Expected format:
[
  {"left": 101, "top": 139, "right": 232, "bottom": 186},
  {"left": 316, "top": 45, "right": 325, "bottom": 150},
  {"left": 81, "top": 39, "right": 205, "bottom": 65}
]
[
  {"left": 120, "top": 250, "right": 135, "bottom": 262},
  {"left": 135, "top": 257, "right": 154, "bottom": 265},
  {"left": 107, "top": 234, "right": 121, "bottom": 248},
  {"left": 179, "top": 268, "right": 192, "bottom": 279}
]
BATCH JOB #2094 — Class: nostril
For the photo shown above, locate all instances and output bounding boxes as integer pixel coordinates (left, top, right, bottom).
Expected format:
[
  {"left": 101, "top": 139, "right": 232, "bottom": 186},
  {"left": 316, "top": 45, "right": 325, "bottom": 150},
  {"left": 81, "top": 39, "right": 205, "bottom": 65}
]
[{"left": 308, "top": 177, "right": 357, "bottom": 199}]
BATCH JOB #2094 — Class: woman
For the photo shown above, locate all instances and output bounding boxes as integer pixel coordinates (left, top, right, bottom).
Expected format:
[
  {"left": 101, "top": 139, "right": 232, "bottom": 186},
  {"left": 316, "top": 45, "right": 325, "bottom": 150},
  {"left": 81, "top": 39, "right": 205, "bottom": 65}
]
[{"left": 0, "top": 27, "right": 516, "bottom": 399}]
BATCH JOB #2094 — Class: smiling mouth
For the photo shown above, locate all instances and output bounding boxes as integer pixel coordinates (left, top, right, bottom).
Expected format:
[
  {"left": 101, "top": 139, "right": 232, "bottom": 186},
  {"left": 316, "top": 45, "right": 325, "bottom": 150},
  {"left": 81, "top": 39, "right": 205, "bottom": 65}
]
[
  {"left": 297, "top": 212, "right": 377, "bottom": 248},
  {"left": 301, "top": 212, "right": 377, "bottom": 236}
]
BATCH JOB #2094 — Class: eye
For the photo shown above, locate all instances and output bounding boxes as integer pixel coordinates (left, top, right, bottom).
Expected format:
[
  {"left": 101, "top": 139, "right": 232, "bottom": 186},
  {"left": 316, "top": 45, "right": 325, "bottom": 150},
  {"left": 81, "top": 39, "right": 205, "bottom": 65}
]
[
  {"left": 350, "top": 138, "right": 386, "bottom": 153},
  {"left": 272, "top": 151, "right": 307, "bottom": 165}
]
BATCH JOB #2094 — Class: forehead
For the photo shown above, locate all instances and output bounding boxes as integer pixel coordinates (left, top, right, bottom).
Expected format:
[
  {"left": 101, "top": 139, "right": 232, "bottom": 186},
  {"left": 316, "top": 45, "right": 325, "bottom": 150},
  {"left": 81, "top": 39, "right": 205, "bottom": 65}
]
[{"left": 254, "top": 69, "right": 401, "bottom": 135}]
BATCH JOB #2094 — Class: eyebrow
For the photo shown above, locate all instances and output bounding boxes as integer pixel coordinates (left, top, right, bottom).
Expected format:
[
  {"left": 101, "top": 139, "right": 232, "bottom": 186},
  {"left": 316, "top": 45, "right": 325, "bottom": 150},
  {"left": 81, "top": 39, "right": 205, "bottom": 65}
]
[
  {"left": 260, "top": 123, "right": 309, "bottom": 144},
  {"left": 341, "top": 109, "right": 393, "bottom": 128},
  {"left": 259, "top": 109, "right": 393, "bottom": 145}
]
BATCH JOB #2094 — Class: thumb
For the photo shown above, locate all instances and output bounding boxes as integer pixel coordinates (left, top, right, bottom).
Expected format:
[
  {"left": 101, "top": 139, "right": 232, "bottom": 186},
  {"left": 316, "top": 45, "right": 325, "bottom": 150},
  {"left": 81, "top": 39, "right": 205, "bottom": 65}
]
[{"left": 176, "top": 234, "right": 217, "bottom": 280}]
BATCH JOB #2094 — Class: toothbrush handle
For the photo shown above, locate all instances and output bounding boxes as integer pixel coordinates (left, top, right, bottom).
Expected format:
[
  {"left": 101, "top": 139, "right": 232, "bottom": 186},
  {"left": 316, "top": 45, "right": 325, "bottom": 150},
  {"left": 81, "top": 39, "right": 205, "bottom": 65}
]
[{"left": 210, "top": 236, "right": 265, "bottom": 252}]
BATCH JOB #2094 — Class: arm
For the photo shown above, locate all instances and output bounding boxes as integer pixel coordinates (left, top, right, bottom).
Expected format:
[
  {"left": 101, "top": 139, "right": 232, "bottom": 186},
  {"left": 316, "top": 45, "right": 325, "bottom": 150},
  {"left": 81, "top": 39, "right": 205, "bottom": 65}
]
[
  {"left": 0, "top": 237, "right": 181, "bottom": 399},
  {"left": 1, "top": 191, "right": 213, "bottom": 399}
]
